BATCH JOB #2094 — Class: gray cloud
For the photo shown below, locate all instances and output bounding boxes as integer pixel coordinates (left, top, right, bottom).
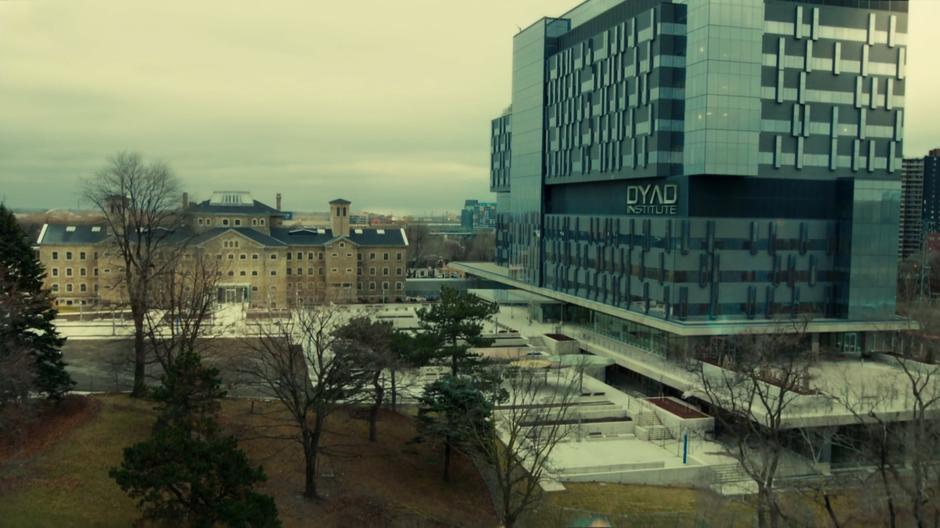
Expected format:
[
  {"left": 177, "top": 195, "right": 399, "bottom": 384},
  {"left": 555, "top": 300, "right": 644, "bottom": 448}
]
[{"left": 2, "top": 1, "right": 939, "bottom": 215}]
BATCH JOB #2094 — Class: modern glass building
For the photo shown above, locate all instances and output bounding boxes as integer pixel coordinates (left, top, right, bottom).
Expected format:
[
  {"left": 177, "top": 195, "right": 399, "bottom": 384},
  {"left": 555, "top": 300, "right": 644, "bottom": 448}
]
[{"left": 462, "top": 0, "right": 913, "bottom": 354}]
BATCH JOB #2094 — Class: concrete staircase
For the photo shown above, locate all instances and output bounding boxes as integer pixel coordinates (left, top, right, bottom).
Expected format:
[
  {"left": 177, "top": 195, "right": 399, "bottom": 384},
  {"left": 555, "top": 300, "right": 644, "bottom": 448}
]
[
  {"left": 634, "top": 411, "right": 672, "bottom": 442},
  {"left": 708, "top": 463, "right": 756, "bottom": 495}
]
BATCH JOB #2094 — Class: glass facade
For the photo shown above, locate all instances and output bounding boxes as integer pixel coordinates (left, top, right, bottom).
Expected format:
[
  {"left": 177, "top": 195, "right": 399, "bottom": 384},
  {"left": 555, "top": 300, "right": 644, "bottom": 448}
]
[{"left": 490, "top": 0, "right": 907, "bottom": 325}]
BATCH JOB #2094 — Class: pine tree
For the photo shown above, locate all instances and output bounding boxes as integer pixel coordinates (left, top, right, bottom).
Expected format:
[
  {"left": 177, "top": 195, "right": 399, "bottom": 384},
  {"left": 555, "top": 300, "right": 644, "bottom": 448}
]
[
  {"left": 0, "top": 204, "right": 73, "bottom": 400},
  {"left": 111, "top": 351, "right": 280, "bottom": 527}
]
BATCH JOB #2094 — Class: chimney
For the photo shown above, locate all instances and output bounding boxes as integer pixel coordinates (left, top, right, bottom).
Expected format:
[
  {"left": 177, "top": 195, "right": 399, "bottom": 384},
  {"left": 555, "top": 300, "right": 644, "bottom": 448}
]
[
  {"left": 329, "top": 198, "right": 351, "bottom": 238},
  {"left": 182, "top": 192, "right": 189, "bottom": 209},
  {"left": 276, "top": 193, "right": 282, "bottom": 211}
]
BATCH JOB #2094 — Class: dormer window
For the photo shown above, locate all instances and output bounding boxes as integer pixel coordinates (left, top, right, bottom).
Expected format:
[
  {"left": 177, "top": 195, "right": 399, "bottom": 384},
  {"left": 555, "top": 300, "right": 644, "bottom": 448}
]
[
  {"left": 198, "top": 218, "right": 204, "bottom": 225},
  {"left": 260, "top": 219, "right": 266, "bottom": 226},
  {"left": 222, "top": 219, "right": 230, "bottom": 226},
  {"left": 252, "top": 219, "right": 257, "bottom": 226},
  {"left": 234, "top": 219, "right": 242, "bottom": 226}
]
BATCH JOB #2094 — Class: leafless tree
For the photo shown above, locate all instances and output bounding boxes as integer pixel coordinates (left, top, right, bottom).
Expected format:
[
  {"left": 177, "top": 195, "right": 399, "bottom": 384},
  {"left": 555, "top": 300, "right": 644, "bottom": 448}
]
[
  {"left": 694, "top": 322, "right": 815, "bottom": 528},
  {"left": 472, "top": 363, "right": 583, "bottom": 528},
  {"left": 465, "top": 231, "right": 496, "bottom": 262},
  {"left": 830, "top": 314, "right": 940, "bottom": 528},
  {"left": 239, "top": 304, "right": 368, "bottom": 499},
  {"left": 405, "top": 224, "right": 433, "bottom": 269},
  {"left": 143, "top": 251, "right": 220, "bottom": 373},
  {"left": 84, "top": 152, "right": 185, "bottom": 396}
]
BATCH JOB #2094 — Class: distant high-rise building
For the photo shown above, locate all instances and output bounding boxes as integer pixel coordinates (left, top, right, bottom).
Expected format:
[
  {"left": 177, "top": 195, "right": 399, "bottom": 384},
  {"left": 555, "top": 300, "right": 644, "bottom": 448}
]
[
  {"left": 459, "top": 0, "right": 911, "bottom": 356},
  {"left": 899, "top": 156, "right": 925, "bottom": 259},
  {"left": 921, "top": 149, "right": 940, "bottom": 232},
  {"left": 460, "top": 199, "right": 497, "bottom": 231}
]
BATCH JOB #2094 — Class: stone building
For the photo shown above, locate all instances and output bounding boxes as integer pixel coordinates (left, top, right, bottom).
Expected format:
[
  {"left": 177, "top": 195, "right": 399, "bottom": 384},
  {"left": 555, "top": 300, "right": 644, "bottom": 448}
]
[{"left": 35, "top": 192, "right": 408, "bottom": 308}]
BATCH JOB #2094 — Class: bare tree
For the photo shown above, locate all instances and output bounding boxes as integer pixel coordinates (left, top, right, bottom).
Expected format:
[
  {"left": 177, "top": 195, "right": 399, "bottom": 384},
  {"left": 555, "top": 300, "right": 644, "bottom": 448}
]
[
  {"left": 473, "top": 364, "right": 583, "bottom": 528},
  {"left": 85, "top": 152, "right": 184, "bottom": 396},
  {"left": 143, "top": 251, "right": 220, "bottom": 373},
  {"left": 831, "top": 319, "right": 940, "bottom": 528},
  {"left": 240, "top": 305, "right": 367, "bottom": 499},
  {"left": 694, "top": 323, "right": 815, "bottom": 528},
  {"left": 405, "top": 224, "right": 432, "bottom": 269},
  {"left": 465, "top": 231, "right": 496, "bottom": 262}
]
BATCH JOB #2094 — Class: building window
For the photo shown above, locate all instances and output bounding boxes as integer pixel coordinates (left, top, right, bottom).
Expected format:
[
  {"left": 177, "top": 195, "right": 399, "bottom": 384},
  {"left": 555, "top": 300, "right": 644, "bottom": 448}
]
[
  {"left": 199, "top": 218, "right": 204, "bottom": 225},
  {"left": 308, "top": 268, "right": 314, "bottom": 275},
  {"left": 346, "top": 268, "right": 352, "bottom": 273},
  {"left": 228, "top": 254, "right": 234, "bottom": 260},
  {"left": 80, "top": 268, "right": 87, "bottom": 277},
  {"left": 370, "top": 252, "right": 375, "bottom": 260},
  {"left": 66, "top": 284, "right": 73, "bottom": 292},
  {"left": 296, "top": 268, "right": 302, "bottom": 275},
  {"left": 66, "top": 268, "right": 73, "bottom": 277},
  {"left": 80, "top": 284, "right": 87, "bottom": 293},
  {"left": 52, "top": 268, "right": 59, "bottom": 277},
  {"left": 270, "top": 254, "right": 277, "bottom": 260},
  {"left": 80, "top": 252, "right": 86, "bottom": 260},
  {"left": 340, "top": 242, "right": 345, "bottom": 248},
  {"left": 260, "top": 219, "right": 265, "bottom": 226},
  {"left": 382, "top": 281, "right": 389, "bottom": 290},
  {"left": 370, "top": 267, "right": 375, "bottom": 275},
  {"left": 222, "top": 219, "right": 230, "bottom": 226},
  {"left": 307, "top": 252, "right": 314, "bottom": 260},
  {"left": 331, "top": 268, "right": 338, "bottom": 273},
  {"left": 397, "top": 267, "right": 402, "bottom": 275},
  {"left": 270, "top": 271, "right": 277, "bottom": 276},
  {"left": 228, "top": 271, "right": 234, "bottom": 276},
  {"left": 252, "top": 271, "right": 258, "bottom": 276},
  {"left": 383, "top": 253, "right": 389, "bottom": 261},
  {"left": 93, "top": 268, "right": 98, "bottom": 277},
  {"left": 252, "top": 254, "right": 259, "bottom": 260},
  {"left": 396, "top": 253, "right": 402, "bottom": 261},
  {"left": 251, "top": 218, "right": 257, "bottom": 226},
  {"left": 296, "top": 252, "right": 303, "bottom": 260},
  {"left": 240, "top": 254, "right": 247, "bottom": 260},
  {"left": 383, "top": 267, "right": 389, "bottom": 276},
  {"left": 52, "top": 284, "right": 59, "bottom": 292},
  {"left": 52, "top": 251, "right": 58, "bottom": 260},
  {"left": 66, "top": 251, "right": 72, "bottom": 260},
  {"left": 234, "top": 219, "right": 242, "bottom": 226},
  {"left": 240, "top": 271, "right": 246, "bottom": 276},
  {"left": 369, "top": 282, "right": 375, "bottom": 290},
  {"left": 331, "top": 253, "right": 338, "bottom": 257},
  {"left": 287, "top": 252, "right": 292, "bottom": 261},
  {"left": 287, "top": 268, "right": 292, "bottom": 276},
  {"left": 346, "top": 253, "right": 352, "bottom": 257},
  {"left": 396, "top": 282, "right": 403, "bottom": 290}
]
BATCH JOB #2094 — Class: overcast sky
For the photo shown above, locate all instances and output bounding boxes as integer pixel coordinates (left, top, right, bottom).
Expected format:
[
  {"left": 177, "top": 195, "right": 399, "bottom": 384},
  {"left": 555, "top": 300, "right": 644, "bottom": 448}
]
[{"left": 2, "top": 1, "right": 939, "bottom": 215}]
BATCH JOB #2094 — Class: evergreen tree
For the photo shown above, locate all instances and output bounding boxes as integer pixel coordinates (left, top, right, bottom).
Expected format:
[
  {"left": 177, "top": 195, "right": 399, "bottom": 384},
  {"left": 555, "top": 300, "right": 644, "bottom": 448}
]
[
  {"left": 416, "top": 287, "right": 498, "bottom": 376},
  {"left": 416, "top": 375, "right": 495, "bottom": 482},
  {"left": 111, "top": 351, "right": 279, "bottom": 527},
  {"left": 0, "top": 204, "right": 73, "bottom": 400}
]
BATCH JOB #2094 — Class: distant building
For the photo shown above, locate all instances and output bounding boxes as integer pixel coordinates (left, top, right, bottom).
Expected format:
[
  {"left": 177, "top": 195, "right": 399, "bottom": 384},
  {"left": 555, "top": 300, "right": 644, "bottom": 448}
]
[
  {"left": 921, "top": 150, "right": 940, "bottom": 233},
  {"left": 899, "top": 149, "right": 940, "bottom": 260},
  {"left": 900, "top": 157, "right": 926, "bottom": 259},
  {"left": 460, "top": 199, "right": 496, "bottom": 231},
  {"left": 35, "top": 192, "right": 408, "bottom": 308}
]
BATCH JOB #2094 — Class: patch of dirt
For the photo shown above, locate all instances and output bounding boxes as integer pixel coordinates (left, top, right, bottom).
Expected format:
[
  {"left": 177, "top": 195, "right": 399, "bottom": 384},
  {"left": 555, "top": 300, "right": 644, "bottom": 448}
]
[{"left": 0, "top": 395, "right": 101, "bottom": 465}]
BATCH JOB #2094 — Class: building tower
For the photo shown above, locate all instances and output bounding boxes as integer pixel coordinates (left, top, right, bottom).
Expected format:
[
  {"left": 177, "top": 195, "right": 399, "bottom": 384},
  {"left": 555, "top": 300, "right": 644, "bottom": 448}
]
[{"left": 330, "top": 198, "right": 351, "bottom": 238}]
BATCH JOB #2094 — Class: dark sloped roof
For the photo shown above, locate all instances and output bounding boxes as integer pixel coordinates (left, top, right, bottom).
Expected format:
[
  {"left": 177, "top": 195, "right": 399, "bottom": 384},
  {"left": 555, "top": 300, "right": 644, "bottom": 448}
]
[
  {"left": 187, "top": 199, "right": 280, "bottom": 215},
  {"left": 270, "top": 228, "right": 334, "bottom": 246},
  {"left": 38, "top": 224, "right": 110, "bottom": 245},
  {"left": 348, "top": 228, "right": 407, "bottom": 247},
  {"left": 329, "top": 198, "right": 351, "bottom": 205},
  {"left": 190, "top": 227, "right": 287, "bottom": 247},
  {"left": 270, "top": 227, "right": 407, "bottom": 247}
]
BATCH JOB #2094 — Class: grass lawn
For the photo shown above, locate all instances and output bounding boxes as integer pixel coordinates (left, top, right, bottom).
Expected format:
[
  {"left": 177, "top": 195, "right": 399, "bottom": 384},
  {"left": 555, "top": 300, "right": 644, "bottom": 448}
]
[
  {"left": 0, "top": 395, "right": 496, "bottom": 527},
  {"left": 523, "top": 482, "right": 754, "bottom": 528}
]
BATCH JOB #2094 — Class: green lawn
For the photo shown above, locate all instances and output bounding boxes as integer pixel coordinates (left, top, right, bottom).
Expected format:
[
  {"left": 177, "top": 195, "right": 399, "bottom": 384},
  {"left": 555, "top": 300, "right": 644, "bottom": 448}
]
[{"left": 0, "top": 396, "right": 153, "bottom": 527}]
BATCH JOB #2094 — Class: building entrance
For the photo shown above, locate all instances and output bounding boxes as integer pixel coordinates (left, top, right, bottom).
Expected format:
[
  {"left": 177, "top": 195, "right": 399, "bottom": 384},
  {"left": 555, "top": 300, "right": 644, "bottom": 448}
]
[{"left": 217, "top": 285, "right": 249, "bottom": 304}]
